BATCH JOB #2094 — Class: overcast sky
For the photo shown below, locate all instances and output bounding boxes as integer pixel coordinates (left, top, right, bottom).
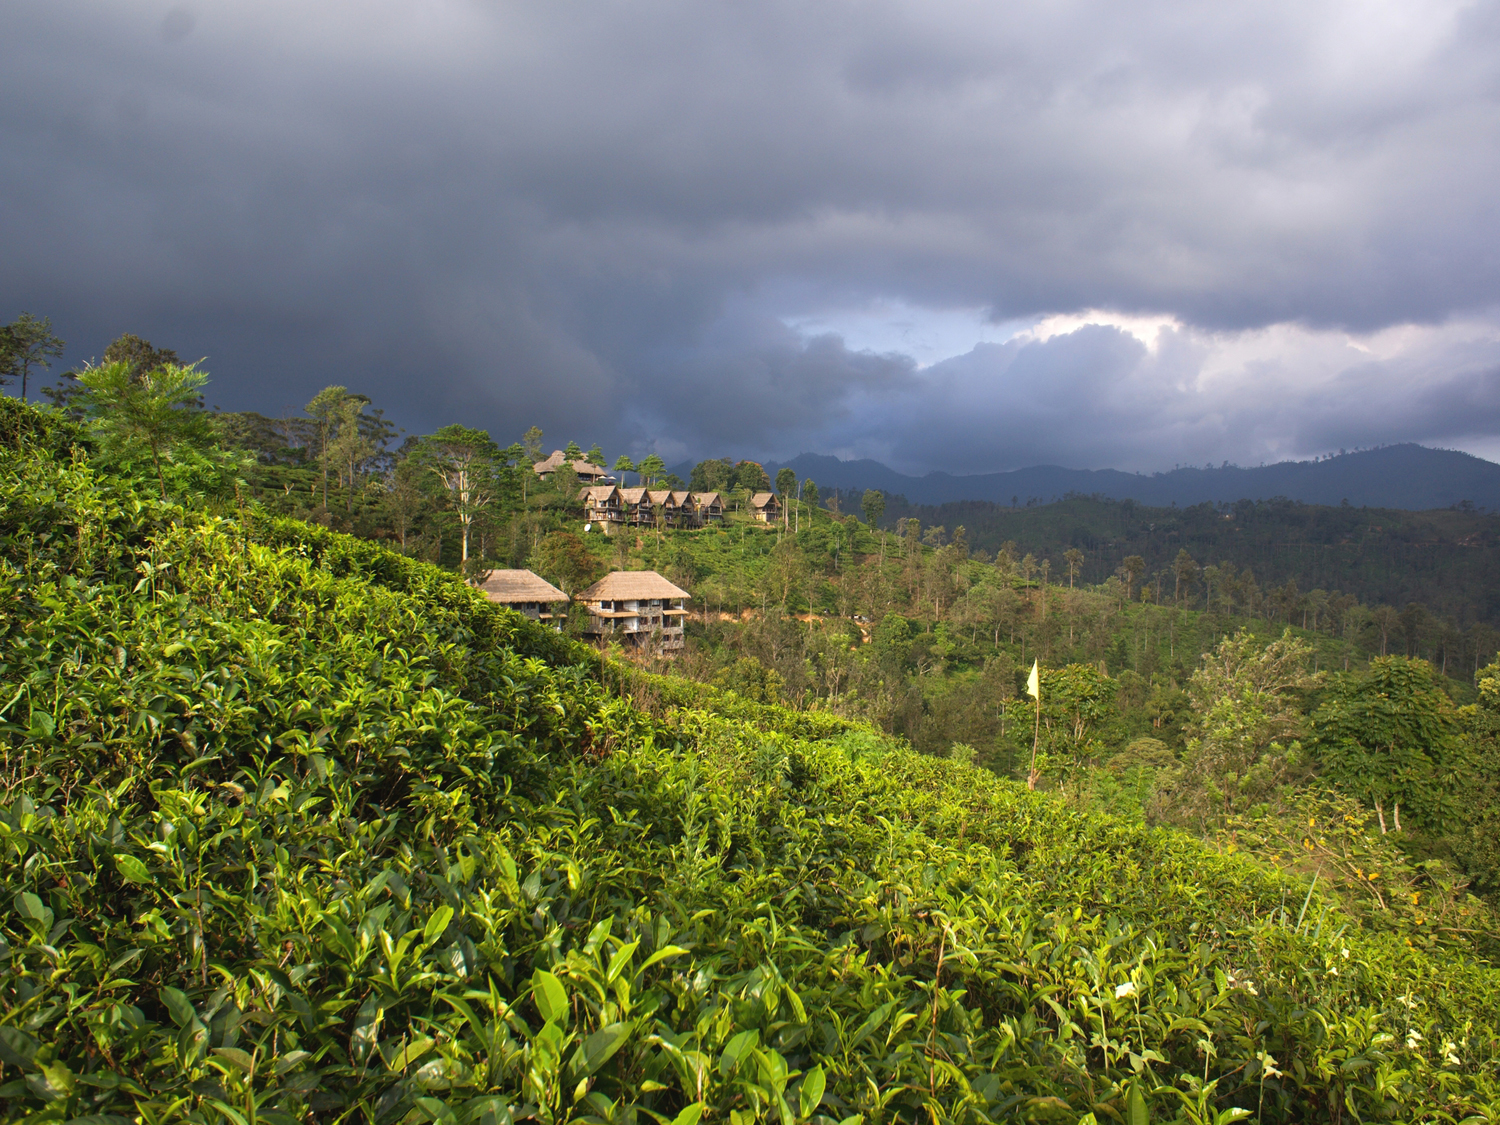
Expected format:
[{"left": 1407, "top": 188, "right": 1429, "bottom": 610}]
[{"left": 5, "top": 0, "right": 1500, "bottom": 473}]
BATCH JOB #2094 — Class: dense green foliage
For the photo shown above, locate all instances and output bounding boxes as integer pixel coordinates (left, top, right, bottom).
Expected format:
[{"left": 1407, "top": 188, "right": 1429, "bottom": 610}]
[
  {"left": 5, "top": 391, "right": 1500, "bottom": 1123},
  {"left": 171, "top": 361, "right": 1500, "bottom": 927},
  {"left": 29, "top": 342, "right": 1500, "bottom": 918}
]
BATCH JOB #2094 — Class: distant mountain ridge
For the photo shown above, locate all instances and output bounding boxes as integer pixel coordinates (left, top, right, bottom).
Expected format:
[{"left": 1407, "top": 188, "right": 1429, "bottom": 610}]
[{"left": 729, "top": 445, "right": 1500, "bottom": 512}]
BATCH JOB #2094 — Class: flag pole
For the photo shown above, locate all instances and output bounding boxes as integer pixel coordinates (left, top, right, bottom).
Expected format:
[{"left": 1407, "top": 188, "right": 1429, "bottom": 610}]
[{"left": 1026, "top": 660, "right": 1041, "bottom": 790}]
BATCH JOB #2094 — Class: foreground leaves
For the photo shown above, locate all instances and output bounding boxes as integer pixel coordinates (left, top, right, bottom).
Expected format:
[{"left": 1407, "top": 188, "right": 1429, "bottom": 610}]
[{"left": 0, "top": 401, "right": 1497, "bottom": 1123}]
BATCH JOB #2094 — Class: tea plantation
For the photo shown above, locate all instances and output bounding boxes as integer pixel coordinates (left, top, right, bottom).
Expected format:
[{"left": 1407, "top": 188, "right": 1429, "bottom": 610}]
[{"left": 2, "top": 400, "right": 1498, "bottom": 1122}]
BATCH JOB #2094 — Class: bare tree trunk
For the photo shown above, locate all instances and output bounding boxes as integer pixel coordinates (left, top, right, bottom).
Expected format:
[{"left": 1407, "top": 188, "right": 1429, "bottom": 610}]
[{"left": 1375, "top": 798, "right": 1387, "bottom": 835}]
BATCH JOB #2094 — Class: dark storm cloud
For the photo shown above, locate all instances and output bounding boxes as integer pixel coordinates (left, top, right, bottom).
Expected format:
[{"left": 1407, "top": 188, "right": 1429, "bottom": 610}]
[
  {"left": 4, "top": 0, "right": 1500, "bottom": 469},
  {"left": 839, "top": 317, "right": 1500, "bottom": 473}
]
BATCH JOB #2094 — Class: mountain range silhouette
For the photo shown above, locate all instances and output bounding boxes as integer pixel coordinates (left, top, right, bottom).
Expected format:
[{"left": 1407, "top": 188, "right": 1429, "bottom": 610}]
[{"left": 718, "top": 444, "right": 1500, "bottom": 511}]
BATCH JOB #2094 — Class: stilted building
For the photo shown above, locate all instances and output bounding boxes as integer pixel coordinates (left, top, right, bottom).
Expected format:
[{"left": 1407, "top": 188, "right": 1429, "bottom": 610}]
[{"left": 576, "top": 570, "right": 690, "bottom": 652}]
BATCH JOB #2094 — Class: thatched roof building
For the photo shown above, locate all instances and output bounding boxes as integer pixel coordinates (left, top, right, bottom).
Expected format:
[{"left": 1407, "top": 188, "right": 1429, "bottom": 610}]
[
  {"left": 476, "top": 570, "right": 569, "bottom": 622},
  {"left": 577, "top": 570, "right": 691, "bottom": 603},
  {"left": 533, "top": 450, "right": 612, "bottom": 483},
  {"left": 749, "top": 491, "right": 781, "bottom": 522},
  {"left": 577, "top": 570, "right": 690, "bottom": 652}
]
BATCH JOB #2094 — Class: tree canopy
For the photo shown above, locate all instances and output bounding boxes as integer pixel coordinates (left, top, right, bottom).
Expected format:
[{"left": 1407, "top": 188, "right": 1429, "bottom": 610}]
[
  {"left": 75, "top": 360, "right": 219, "bottom": 499},
  {"left": 0, "top": 312, "right": 65, "bottom": 402},
  {"left": 1312, "top": 656, "right": 1464, "bottom": 832},
  {"left": 413, "top": 424, "right": 502, "bottom": 566}
]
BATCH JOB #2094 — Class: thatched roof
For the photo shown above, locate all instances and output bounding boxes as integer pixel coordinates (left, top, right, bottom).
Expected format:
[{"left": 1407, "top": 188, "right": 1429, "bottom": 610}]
[
  {"left": 618, "top": 487, "right": 649, "bottom": 504},
  {"left": 534, "top": 450, "right": 611, "bottom": 479},
  {"left": 476, "top": 569, "right": 569, "bottom": 604},
  {"left": 579, "top": 484, "right": 619, "bottom": 501},
  {"left": 750, "top": 491, "right": 779, "bottom": 508},
  {"left": 578, "top": 570, "right": 691, "bottom": 602},
  {"left": 692, "top": 491, "right": 723, "bottom": 507}
]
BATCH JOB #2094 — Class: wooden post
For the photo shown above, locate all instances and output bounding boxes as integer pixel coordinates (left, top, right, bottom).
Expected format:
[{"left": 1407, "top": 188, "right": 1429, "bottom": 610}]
[{"left": 1027, "top": 689, "right": 1041, "bottom": 791}]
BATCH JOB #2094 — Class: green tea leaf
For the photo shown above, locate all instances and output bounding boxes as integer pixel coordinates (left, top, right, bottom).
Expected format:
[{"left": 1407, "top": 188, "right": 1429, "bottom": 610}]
[
  {"left": 799, "top": 1064, "right": 826, "bottom": 1119},
  {"left": 636, "top": 944, "right": 688, "bottom": 974},
  {"left": 719, "top": 1029, "right": 759, "bottom": 1076},
  {"left": 389, "top": 1035, "right": 436, "bottom": 1072},
  {"left": 413, "top": 1096, "right": 458, "bottom": 1125},
  {"left": 273, "top": 1050, "right": 311, "bottom": 1075},
  {"left": 352, "top": 996, "right": 383, "bottom": 1064},
  {"left": 605, "top": 939, "right": 639, "bottom": 984},
  {"left": 847, "top": 1001, "right": 896, "bottom": 1049},
  {"left": 213, "top": 1047, "right": 256, "bottom": 1076},
  {"left": 579, "top": 1022, "right": 631, "bottom": 1076},
  {"left": 425, "top": 904, "right": 455, "bottom": 944},
  {"left": 532, "top": 969, "right": 568, "bottom": 1025},
  {"left": 0, "top": 1026, "right": 37, "bottom": 1068},
  {"left": 159, "top": 986, "right": 196, "bottom": 1028},
  {"left": 114, "top": 853, "right": 152, "bottom": 885},
  {"left": 26, "top": 1060, "right": 75, "bottom": 1102}
]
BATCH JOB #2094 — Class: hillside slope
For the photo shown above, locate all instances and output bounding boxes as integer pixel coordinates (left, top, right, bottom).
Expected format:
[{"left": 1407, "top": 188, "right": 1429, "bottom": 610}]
[
  {"left": 880, "top": 492, "right": 1500, "bottom": 627},
  {"left": 754, "top": 444, "right": 1500, "bottom": 510},
  {"left": 2, "top": 400, "right": 1498, "bottom": 1123}
]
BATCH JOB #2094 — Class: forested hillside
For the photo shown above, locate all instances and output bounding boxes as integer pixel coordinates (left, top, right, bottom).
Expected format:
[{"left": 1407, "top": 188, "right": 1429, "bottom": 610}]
[
  {"left": 6, "top": 368, "right": 1500, "bottom": 1119},
  {"left": 881, "top": 493, "right": 1500, "bottom": 633}
]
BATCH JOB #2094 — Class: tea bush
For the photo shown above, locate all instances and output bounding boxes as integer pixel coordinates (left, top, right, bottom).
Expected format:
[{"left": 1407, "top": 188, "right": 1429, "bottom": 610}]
[{"left": 1, "top": 399, "right": 1497, "bottom": 1123}]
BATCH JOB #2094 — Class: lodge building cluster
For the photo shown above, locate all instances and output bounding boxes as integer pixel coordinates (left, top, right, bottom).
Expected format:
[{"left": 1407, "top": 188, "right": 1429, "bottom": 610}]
[
  {"left": 533, "top": 449, "right": 782, "bottom": 531},
  {"left": 480, "top": 451, "right": 800, "bottom": 654}
]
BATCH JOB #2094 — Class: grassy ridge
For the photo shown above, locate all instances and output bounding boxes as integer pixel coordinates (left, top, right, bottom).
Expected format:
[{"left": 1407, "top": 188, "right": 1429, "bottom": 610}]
[{"left": 1, "top": 402, "right": 1498, "bottom": 1123}]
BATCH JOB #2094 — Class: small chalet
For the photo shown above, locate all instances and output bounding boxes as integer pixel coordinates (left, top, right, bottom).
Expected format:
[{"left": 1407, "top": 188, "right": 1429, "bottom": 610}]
[
  {"left": 617, "top": 486, "right": 650, "bottom": 526},
  {"left": 534, "top": 450, "right": 613, "bottom": 484},
  {"left": 692, "top": 491, "right": 725, "bottom": 524},
  {"left": 581, "top": 484, "right": 625, "bottom": 530},
  {"left": 577, "top": 570, "right": 691, "bottom": 652},
  {"left": 749, "top": 492, "right": 781, "bottom": 523},
  {"left": 475, "top": 569, "right": 570, "bottom": 624},
  {"left": 647, "top": 489, "right": 694, "bottom": 528}
]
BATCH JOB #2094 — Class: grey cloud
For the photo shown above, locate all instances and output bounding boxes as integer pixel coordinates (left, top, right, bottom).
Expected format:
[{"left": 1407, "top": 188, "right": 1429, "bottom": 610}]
[
  {"left": 160, "top": 9, "right": 195, "bottom": 44},
  {"left": 838, "top": 320, "right": 1500, "bottom": 474},
  {"left": 3, "top": 0, "right": 1500, "bottom": 468},
  {"left": 619, "top": 311, "right": 917, "bottom": 454}
]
